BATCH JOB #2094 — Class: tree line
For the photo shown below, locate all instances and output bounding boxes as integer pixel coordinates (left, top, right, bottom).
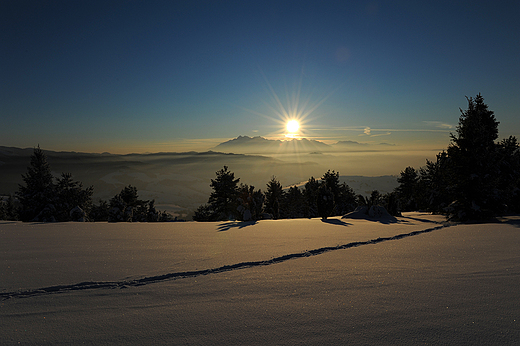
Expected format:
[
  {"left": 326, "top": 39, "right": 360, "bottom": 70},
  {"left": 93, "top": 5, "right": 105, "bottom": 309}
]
[
  {"left": 2, "top": 94, "right": 519, "bottom": 223},
  {"left": 192, "top": 166, "right": 397, "bottom": 221},
  {"left": 0, "top": 146, "right": 173, "bottom": 222},
  {"left": 394, "top": 94, "right": 520, "bottom": 221}
]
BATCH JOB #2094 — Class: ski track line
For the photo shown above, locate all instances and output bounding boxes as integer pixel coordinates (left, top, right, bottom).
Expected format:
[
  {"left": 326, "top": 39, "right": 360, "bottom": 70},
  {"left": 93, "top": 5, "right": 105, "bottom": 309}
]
[{"left": 1, "top": 223, "right": 450, "bottom": 301}]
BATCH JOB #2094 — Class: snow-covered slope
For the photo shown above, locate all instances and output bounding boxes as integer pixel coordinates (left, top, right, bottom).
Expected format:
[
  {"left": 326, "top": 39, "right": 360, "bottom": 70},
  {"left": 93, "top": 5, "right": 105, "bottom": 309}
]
[{"left": 1, "top": 214, "right": 519, "bottom": 344}]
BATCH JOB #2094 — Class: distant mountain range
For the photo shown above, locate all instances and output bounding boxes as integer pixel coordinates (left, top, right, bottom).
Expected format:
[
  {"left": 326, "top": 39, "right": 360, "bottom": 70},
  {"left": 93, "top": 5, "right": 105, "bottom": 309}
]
[{"left": 212, "top": 136, "right": 385, "bottom": 154}]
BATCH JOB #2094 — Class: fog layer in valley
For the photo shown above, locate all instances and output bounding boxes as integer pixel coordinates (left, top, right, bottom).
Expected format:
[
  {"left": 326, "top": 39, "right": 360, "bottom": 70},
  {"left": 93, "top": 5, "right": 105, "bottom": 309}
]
[{"left": 0, "top": 144, "right": 435, "bottom": 216}]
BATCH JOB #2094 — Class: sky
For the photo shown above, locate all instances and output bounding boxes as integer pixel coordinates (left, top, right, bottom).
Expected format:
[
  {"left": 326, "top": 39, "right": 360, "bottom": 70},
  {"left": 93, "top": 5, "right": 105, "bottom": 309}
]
[{"left": 2, "top": 0, "right": 519, "bottom": 154}]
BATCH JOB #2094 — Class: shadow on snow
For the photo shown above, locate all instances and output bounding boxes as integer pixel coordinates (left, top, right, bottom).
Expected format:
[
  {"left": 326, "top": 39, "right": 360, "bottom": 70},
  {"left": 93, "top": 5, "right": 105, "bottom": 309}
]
[
  {"left": 321, "top": 218, "right": 352, "bottom": 227},
  {"left": 217, "top": 221, "right": 258, "bottom": 232}
]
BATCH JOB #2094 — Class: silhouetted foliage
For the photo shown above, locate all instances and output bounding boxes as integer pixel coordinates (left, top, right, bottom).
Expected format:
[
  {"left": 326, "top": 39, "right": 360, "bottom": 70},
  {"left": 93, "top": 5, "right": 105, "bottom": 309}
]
[
  {"left": 335, "top": 182, "right": 357, "bottom": 215},
  {"left": 147, "top": 199, "right": 159, "bottom": 222},
  {"left": 208, "top": 166, "right": 240, "bottom": 221},
  {"left": 0, "top": 195, "right": 18, "bottom": 221},
  {"left": 316, "top": 184, "right": 334, "bottom": 220},
  {"left": 90, "top": 199, "right": 110, "bottom": 221},
  {"left": 17, "top": 146, "right": 93, "bottom": 222},
  {"left": 108, "top": 185, "right": 155, "bottom": 222},
  {"left": 303, "top": 176, "right": 319, "bottom": 218},
  {"left": 383, "top": 191, "right": 401, "bottom": 217},
  {"left": 282, "top": 186, "right": 305, "bottom": 219},
  {"left": 495, "top": 136, "right": 520, "bottom": 213},
  {"left": 55, "top": 173, "right": 93, "bottom": 221},
  {"left": 445, "top": 94, "right": 501, "bottom": 220},
  {"left": 265, "top": 176, "right": 284, "bottom": 219},
  {"left": 369, "top": 190, "right": 382, "bottom": 208},
  {"left": 193, "top": 204, "right": 214, "bottom": 222},
  {"left": 193, "top": 166, "right": 241, "bottom": 221},
  {"left": 237, "top": 184, "right": 264, "bottom": 221},
  {"left": 396, "top": 166, "right": 418, "bottom": 212},
  {"left": 17, "top": 146, "right": 56, "bottom": 221},
  {"left": 394, "top": 94, "right": 520, "bottom": 220},
  {"left": 300, "top": 172, "right": 356, "bottom": 218}
]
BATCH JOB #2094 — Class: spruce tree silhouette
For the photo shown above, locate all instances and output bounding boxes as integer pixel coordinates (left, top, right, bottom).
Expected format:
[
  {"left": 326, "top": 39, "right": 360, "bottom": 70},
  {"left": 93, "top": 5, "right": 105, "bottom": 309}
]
[
  {"left": 446, "top": 94, "right": 501, "bottom": 220},
  {"left": 17, "top": 146, "right": 56, "bottom": 221},
  {"left": 265, "top": 176, "right": 284, "bottom": 219},
  {"left": 208, "top": 166, "right": 240, "bottom": 221}
]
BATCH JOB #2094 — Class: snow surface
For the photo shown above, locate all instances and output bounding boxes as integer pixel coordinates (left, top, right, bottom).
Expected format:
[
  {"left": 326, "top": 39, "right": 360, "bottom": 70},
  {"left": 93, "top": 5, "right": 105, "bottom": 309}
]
[{"left": 1, "top": 213, "right": 519, "bottom": 344}]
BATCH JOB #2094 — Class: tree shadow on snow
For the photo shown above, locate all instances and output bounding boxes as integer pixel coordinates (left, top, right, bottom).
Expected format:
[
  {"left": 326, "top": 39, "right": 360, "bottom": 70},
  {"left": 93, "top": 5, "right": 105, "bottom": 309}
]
[
  {"left": 487, "top": 215, "right": 520, "bottom": 228},
  {"left": 321, "top": 218, "right": 352, "bottom": 227},
  {"left": 217, "top": 221, "right": 257, "bottom": 232}
]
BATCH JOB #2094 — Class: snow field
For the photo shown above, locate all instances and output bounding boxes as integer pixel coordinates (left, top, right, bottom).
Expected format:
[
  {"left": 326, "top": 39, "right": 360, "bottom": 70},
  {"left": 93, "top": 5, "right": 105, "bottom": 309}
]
[{"left": 1, "top": 213, "right": 519, "bottom": 344}]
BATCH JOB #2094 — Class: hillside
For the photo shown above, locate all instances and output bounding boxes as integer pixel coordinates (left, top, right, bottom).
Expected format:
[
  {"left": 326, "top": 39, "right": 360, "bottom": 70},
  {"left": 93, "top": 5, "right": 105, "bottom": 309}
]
[{"left": 1, "top": 214, "right": 519, "bottom": 344}]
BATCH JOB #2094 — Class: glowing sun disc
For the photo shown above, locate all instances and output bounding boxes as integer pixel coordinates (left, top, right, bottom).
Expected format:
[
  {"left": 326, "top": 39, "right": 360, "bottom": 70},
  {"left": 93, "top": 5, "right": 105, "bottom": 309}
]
[{"left": 286, "top": 119, "right": 300, "bottom": 133}]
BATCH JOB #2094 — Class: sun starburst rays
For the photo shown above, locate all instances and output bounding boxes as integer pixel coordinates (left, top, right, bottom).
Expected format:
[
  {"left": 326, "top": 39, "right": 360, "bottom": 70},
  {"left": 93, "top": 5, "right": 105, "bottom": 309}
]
[{"left": 234, "top": 67, "right": 340, "bottom": 145}]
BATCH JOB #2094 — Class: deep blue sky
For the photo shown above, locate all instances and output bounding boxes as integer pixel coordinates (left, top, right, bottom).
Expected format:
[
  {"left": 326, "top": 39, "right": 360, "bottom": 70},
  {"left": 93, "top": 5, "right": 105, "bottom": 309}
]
[{"left": 2, "top": 0, "right": 519, "bottom": 153}]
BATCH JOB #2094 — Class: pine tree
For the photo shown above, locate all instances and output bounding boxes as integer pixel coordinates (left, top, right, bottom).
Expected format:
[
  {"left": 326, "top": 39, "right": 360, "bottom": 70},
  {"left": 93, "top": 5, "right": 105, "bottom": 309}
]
[
  {"left": 193, "top": 204, "right": 213, "bottom": 221},
  {"left": 418, "top": 151, "right": 452, "bottom": 213},
  {"left": 17, "top": 146, "right": 57, "bottom": 221},
  {"left": 55, "top": 172, "right": 93, "bottom": 221},
  {"left": 495, "top": 136, "right": 520, "bottom": 213},
  {"left": 321, "top": 170, "right": 340, "bottom": 206},
  {"left": 446, "top": 94, "right": 501, "bottom": 220},
  {"left": 316, "top": 184, "right": 334, "bottom": 220},
  {"left": 303, "top": 176, "right": 319, "bottom": 218},
  {"left": 108, "top": 185, "right": 150, "bottom": 222},
  {"left": 147, "top": 199, "right": 159, "bottom": 222},
  {"left": 208, "top": 166, "right": 240, "bottom": 221},
  {"left": 396, "top": 166, "right": 419, "bottom": 212},
  {"left": 335, "top": 182, "right": 357, "bottom": 215},
  {"left": 90, "top": 199, "right": 109, "bottom": 221},
  {"left": 0, "top": 198, "right": 6, "bottom": 220},
  {"left": 236, "top": 184, "right": 264, "bottom": 221},
  {"left": 282, "top": 186, "right": 305, "bottom": 219},
  {"left": 265, "top": 176, "right": 284, "bottom": 219}
]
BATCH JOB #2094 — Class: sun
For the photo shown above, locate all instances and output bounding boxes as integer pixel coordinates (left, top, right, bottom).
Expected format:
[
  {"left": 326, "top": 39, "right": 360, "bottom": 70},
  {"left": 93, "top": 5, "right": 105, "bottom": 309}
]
[{"left": 286, "top": 119, "right": 300, "bottom": 133}]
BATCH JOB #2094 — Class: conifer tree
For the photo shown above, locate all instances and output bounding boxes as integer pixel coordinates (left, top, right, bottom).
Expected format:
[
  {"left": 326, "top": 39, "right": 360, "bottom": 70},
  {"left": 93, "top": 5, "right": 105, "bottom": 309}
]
[
  {"left": 108, "top": 185, "right": 150, "bottom": 222},
  {"left": 0, "top": 195, "right": 18, "bottom": 220},
  {"left": 446, "top": 94, "right": 501, "bottom": 220},
  {"left": 303, "top": 176, "right": 319, "bottom": 217},
  {"left": 236, "top": 184, "right": 264, "bottom": 221},
  {"left": 335, "top": 182, "right": 357, "bottom": 215},
  {"left": 316, "top": 184, "right": 334, "bottom": 220},
  {"left": 193, "top": 204, "right": 213, "bottom": 221},
  {"left": 17, "top": 146, "right": 56, "bottom": 221},
  {"left": 396, "top": 166, "right": 419, "bottom": 212},
  {"left": 282, "top": 186, "right": 305, "bottom": 218},
  {"left": 55, "top": 172, "right": 93, "bottom": 221},
  {"left": 90, "top": 199, "right": 109, "bottom": 221},
  {"left": 265, "top": 176, "right": 284, "bottom": 219},
  {"left": 208, "top": 166, "right": 240, "bottom": 221},
  {"left": 321, "top": 170, "right": 341, "bottom": 202},
  {"left": 0, "top": 199, "right": 6, "bottom": 220}
]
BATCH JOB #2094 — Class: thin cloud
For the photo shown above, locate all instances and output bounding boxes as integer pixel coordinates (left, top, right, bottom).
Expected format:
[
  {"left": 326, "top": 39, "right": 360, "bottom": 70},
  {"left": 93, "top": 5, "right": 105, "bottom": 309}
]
[
  {"left": 311, "top": 126, "right": 453, "bottom": 133},
  {"left": 369, "top": 132, "right": 392, "bottom": 137},
  {"left": 423, "top": 121, "right": 454, "bottom": 129}
]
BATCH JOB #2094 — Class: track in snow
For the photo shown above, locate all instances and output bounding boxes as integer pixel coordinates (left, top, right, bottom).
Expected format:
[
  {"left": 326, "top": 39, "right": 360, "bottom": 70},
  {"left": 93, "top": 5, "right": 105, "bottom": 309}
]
[{"left": 1, "top": 223, "right": 450, "bottom": 301}]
